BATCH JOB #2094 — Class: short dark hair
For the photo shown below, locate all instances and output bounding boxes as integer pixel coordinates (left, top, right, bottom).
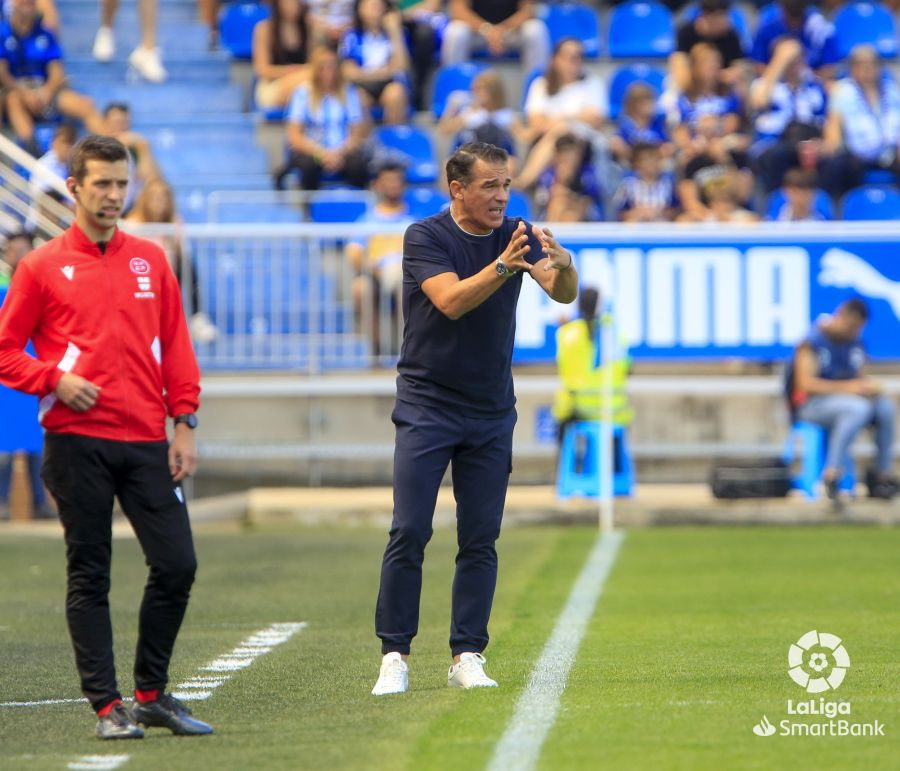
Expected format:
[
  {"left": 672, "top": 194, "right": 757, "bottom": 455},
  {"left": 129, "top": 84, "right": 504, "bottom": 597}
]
[
  {"left": 446, "top": 142, "right": 508, "bottom": 187},
  {"left": 54, "top": 124, "right": 77, "bottom": 143},
  {"left": 631, "top": 142, "right": 660, "bottom": 163},
  {"left": 5, "top": 230, "right": 34, "bottom": 246},
  {"left": 700, "top": 0, "right": 729, "bottom": 13},
  {"left": 102, "top": 101, "right": 131, "bottom": 117},
  {"left": 373, "top": 160, "right": 406, "bottom": 178},
  {"left": 69, "top": 135, "right": 129, "bottom": 182},
  {"left": 841, "top": 298, "right": 869, "bottom": 321},
  {"left": 783, "top": 167, "right": 817, "bottom": 189}
]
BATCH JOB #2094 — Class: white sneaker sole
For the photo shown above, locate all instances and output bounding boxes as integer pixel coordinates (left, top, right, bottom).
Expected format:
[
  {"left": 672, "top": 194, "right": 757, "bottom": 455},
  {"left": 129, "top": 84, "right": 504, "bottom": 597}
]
[{"left": 371, "top": 682, "right": 408, "bottom": 696}]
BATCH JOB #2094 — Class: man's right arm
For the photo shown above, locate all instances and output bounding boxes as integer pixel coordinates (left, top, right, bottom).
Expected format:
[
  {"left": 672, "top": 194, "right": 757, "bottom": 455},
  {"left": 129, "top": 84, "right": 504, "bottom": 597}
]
[
  {"left": 0, "top": 265, "right": 61, "bottom": 395},
  {"left": 794, "top": 345, "right": 876, "bottom": 396},
  {"left": 419, "top": 221, "right": 533, "bottom": 320}
]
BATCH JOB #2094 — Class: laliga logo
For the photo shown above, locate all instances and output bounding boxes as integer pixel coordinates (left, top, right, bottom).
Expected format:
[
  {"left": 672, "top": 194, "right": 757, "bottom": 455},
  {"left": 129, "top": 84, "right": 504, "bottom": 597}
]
[{"left": 788, "top": 630, "right": 850, "bottom": 693}]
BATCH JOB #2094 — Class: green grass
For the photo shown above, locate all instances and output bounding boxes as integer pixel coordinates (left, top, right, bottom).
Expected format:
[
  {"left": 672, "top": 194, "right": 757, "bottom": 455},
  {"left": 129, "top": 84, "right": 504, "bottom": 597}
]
[{"left": 0, "top": 524, "right": 898, "bottom": 771}]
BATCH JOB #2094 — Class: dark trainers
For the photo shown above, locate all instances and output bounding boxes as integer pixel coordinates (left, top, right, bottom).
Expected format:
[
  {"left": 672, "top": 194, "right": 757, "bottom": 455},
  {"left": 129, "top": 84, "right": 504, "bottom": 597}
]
[
  {"left": 824, "top": 476, "right": 845, "bottom": 512},
  {"left": 131, "top": 693, "right": 213, "bottom": 736},
  {"left": 96, "top": 704, "right": 145, "bottom": 740}
]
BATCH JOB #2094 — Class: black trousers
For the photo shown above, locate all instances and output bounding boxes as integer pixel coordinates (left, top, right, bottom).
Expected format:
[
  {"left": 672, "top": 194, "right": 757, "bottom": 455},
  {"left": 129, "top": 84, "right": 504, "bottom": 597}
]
[
  {"left": 375, "top": 400, "right": 516, "bottom": 657},
  {"left": 41, "top": 433, "right": 197, "bottom": 712},
  {"left": 274, "top": 148, "right": 370, "bottom": 191}
]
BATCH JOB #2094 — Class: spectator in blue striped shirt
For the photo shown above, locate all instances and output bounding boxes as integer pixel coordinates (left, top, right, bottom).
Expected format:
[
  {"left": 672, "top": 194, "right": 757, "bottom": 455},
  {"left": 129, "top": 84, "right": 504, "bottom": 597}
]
[
  {"left": 340, "top": 0, "right": 410, "bottom": 124},
  {"left": 613, "top": 143, "right": 679, "bottom": 223},
  {"left": 610, "top": 82, "right": 673, "bottom": 165},
  {"left": 819, "top": 44, "right": 900, "bottom": 200},
  {"left": 749, "top": 38, "right": 826, "bottom": 192},
  {"left": 275, "top": 45, "right": 372, "bottom": 190}
]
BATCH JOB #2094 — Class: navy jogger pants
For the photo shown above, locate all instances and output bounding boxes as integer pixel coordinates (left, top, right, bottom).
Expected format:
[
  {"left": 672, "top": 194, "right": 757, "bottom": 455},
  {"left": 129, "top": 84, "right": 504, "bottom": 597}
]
[{"left": 375, "top": 399, "right": 516, "bottom": 656}]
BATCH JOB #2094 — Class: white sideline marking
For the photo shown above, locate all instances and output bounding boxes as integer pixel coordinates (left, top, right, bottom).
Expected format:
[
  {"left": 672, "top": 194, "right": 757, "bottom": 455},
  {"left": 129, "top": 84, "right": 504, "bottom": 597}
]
[
  {"left": 172, "top": 622, "right": 306, "bottom": 701},
  {"left": 0, "top": 622, "right": 307, "bottom": 708},
  {"left": 487, "top": 530, "right": 625, "bottom": 771},
  {"left": 0, "top": 698, "right": 88, "bottom": 708},
  {"left": 67, "top": 755, "right": 129, "bottom": 771}
]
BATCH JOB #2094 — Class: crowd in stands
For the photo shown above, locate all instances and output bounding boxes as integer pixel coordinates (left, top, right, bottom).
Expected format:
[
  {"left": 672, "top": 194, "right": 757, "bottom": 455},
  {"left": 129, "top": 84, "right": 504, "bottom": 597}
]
[
  {"left": 251, "top": 0, "right": 900, "bottom": 225},
  {"left": 4, "top": 0, "right": 900, "bottom": 228}
]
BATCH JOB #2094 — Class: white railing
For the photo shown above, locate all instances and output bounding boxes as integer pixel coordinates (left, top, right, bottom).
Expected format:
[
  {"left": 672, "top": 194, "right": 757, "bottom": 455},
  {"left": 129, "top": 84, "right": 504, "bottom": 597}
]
[
  {"left": 123, "top": 220, "right": 900, "bottom": 373},
  {"left": 0, "top": 133, "right": 73, "bottom": 239},
  {"left": 130, "top": 222, "right": 408, "bottom": 372}
]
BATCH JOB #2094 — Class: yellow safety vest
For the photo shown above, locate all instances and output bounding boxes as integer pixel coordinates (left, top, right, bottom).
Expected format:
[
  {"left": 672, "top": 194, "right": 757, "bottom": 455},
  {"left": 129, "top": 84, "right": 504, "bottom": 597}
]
[{"left": 552, "top": 317, "right": 633, "bottom": 425}]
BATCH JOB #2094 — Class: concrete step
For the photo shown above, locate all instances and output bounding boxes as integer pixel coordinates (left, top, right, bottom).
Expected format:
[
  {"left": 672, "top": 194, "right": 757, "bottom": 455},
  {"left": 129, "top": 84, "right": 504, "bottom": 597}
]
[
  {"left": 64, "top": 55, "right": 231, "bottom": 84},
  {"left": 58, "top": 21, "right": 212, "bottom": 56},
  {"left": 79, "top": 83, "right": 244, "bottom": 115}
]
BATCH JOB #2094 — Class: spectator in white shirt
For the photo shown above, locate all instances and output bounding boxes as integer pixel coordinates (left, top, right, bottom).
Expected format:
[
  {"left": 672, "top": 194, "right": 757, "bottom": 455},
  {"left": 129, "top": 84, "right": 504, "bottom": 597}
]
[
  {"left": 819, "top": 44, "right": 900, "bottom": 200},
  {"left": 522, "top": 37, "right": 607, "bottom": 145},
  {"left": 32, "top": 122, "right": 74, "bottom": 197}
]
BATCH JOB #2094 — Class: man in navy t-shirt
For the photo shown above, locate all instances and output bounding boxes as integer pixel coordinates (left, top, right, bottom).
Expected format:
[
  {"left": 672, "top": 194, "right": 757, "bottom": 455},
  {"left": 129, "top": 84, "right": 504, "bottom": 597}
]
[
  {"left": 790, "top": 299, "right": 897, "bottom": 504},
  {"left": 372, "top": 142, "right": 578, "bottom": 695}
]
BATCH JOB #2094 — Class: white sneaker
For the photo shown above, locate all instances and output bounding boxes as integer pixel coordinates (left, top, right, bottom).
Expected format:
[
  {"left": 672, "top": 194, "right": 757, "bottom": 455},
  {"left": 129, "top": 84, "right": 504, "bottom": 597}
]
[
  {"left": 371, "top": 652, "right": 408, "bottom": 696},
  {"left": 93, "top": 26, "right": 115, "bottom": 61},
  {"left": 447, "top": 652, "right": 498, "bottom": 689},
  {"left": 128, "top": 46, "right": 168, "bottom": 83}
]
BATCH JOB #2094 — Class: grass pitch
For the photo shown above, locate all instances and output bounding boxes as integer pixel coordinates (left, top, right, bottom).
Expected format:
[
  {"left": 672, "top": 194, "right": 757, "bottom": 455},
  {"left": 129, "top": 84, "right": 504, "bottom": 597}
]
[{"left": 0, "top": 523, "right": 897, "bottom": 771}]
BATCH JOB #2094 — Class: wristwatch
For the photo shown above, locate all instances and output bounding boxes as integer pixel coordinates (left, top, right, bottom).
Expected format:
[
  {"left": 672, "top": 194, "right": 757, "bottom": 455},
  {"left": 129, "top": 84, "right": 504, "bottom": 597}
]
[
  {"left": 495, "top": 257, "right": 512, "bottom": 277},
  {"left": 174, "top": 413, "right": 198, "bottom": 429}
]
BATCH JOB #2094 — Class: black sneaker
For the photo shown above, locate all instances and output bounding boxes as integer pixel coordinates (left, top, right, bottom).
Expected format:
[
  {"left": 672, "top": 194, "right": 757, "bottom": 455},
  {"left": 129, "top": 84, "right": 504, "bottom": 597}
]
[
  {"left": 824, "top": 476, "right": 845, "bottom": 513},
  {"left": 96, "top": 703, "right": 145, "bottom": 740},
  {"left": 131, "top": 693, "right": 214, "bottom": 736}
]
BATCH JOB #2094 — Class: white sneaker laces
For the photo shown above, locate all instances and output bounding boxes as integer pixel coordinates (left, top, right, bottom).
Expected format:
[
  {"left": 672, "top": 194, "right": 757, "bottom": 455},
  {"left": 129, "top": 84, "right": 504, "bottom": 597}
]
[{"left": 459, "top": 653, "right": 490, "bottom": 681}]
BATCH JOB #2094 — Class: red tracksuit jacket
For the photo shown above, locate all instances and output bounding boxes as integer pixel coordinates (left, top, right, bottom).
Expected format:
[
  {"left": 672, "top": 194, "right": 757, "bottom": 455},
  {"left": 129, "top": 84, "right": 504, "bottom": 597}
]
[{"left": 0, "top": 223, "right": 200, "bottom": 442}]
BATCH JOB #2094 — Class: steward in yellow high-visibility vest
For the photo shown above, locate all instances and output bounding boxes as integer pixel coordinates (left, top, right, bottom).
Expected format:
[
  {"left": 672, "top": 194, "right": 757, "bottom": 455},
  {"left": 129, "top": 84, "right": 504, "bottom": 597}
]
[{"left": 552, "top": 288, "right": 633, "bottom": 439}]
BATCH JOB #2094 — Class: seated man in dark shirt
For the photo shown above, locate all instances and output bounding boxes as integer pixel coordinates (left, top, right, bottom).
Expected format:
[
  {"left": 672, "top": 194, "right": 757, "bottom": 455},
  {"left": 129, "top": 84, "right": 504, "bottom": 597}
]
[
  {"left": 670, "top": 0, "right": 748, "bottom": 94},
  {"left": 789, "top": 299, "right": 897, "bottom": 503}
]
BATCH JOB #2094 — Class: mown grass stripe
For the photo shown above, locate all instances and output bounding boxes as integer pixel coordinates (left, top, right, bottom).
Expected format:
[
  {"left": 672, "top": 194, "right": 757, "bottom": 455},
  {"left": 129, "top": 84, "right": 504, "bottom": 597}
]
[{"left": 487, "top": 530, "right": 625, "bottom": 771}]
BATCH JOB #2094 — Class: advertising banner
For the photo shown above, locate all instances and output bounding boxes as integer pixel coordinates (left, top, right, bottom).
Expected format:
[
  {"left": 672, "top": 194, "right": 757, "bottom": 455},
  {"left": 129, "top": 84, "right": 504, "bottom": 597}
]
[{"left": 515, "top": 224, "right": 900, "bottom": 362}]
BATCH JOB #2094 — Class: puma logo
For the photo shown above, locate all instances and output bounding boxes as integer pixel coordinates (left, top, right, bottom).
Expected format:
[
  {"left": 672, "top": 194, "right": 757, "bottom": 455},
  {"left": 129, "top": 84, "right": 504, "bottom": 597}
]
[
  {"left": 61, "top": 265, "right": 74, "bottom": 281},
  {"left": 818, "top": 248, "right": 900, "bottom": 320}
]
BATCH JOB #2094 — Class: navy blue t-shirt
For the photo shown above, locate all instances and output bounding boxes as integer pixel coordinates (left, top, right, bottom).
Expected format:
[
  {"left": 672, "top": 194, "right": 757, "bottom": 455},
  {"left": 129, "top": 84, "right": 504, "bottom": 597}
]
[
  {"left": 805, "top": 323, "right": 866, "bottom": 380},
  {"left": 396, "top": 209, "right": 543, "bottom": 416}
]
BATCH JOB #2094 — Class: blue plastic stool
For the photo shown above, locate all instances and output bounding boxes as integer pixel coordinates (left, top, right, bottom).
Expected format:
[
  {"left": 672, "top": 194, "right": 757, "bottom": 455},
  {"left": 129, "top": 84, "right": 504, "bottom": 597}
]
[
  {"left": 783, "top": 421, "right": 855, "bottom": 499},
  {"left": 557, "top": 422, "right": 634, "bottom": 500}
]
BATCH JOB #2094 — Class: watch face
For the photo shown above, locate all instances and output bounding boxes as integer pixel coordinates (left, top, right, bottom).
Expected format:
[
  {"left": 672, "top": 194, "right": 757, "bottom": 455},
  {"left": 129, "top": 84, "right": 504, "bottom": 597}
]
[
  {"left": 495, "top": 259, "right": 508, "bottom": 276},
  {"left": 176, "top": 414, "right": 198, "bottom": 429}
]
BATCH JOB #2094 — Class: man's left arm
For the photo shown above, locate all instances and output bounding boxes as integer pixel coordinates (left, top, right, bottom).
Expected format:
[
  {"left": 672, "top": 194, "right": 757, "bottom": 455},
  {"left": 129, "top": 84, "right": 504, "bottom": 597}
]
[
  {"left": 159, "top": 257, "right": 201, "bottom": 481},
  {"left": 528, "top": 225, "right": 578, "bottom": 304}
]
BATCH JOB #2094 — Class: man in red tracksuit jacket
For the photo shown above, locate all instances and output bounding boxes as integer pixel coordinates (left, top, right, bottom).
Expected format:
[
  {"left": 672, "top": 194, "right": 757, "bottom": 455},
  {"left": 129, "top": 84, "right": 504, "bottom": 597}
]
[{"left": 0, "top": 135, "right": 213, "bottom": 740}]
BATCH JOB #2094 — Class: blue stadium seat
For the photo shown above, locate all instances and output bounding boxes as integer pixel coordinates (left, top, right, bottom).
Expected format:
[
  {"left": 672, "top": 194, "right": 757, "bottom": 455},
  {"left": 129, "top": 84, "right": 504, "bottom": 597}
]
[
  {"left": 608, "top": 64, "right": 666, "bottom": 120},
  {"left": 681, "top": 2, "right": 752, "bottom": 53},
  {"left": 783, "top": 422, "right": 855, "bottom": 499},
  {"left": 431, "top": 62, "right": 485, "bottom": 119},
  {"left": 506, "top": 189, "right": 533, "bottom": 220},
  {"left": 841, "top": 184, "right": 900, "bottom": 220},
  {"left": 557, "top": 423, "right": 634, "bottom": 499},
  {"left": 404, "top": 187, "right": 449, "bottom": 219},
  {"left": 834, "top": 2, "right": 898, "bottom": 60},
  {"left": 309, "top": 191, "right": 371, "bottom": 223},
  {"left": 608, "top": 1, "right": 675, "bottom": 59},
  {"left": 541, "top": 3, "right": 602, "bottom": 59},
  {"left": 219, "top": 1, "right": 269, "bottom": 60},
  {"left": 765, "top": 188, "right": 834, "bottom": 220},
  {"left": 374, "top": 125, "right": 438, "bottom": 184}
]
